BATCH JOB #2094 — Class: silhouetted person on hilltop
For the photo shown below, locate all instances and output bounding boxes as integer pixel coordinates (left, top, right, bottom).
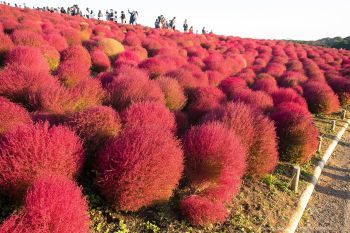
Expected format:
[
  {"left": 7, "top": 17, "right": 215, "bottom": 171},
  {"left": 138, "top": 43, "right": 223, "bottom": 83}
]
[
  {"left": 121, "top": 11, "right": 126, "bottom": 24},
  {"left": 170, "top": 17, "right": 176, "bottom": 30},
  {"left": 155, "top": 17, "right": 160, "bottom": 28},
  {"left": 202, "top": 27, "right": 206, "bottom": 34},
  {"left": 183, "top": 19, "right": 188, "bottom": 32},
  {"left": 189, "top": 26, "right": 193, "bottom": 33},
  {"left": 98, "top": 10, "right": 103, "bottom": 20}
]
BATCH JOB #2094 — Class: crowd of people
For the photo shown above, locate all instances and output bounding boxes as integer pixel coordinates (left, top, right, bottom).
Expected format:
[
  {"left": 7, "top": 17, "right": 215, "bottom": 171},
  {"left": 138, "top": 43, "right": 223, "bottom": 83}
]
[{"left": 0, "top": 1, "right": 211, "bottom": 34}]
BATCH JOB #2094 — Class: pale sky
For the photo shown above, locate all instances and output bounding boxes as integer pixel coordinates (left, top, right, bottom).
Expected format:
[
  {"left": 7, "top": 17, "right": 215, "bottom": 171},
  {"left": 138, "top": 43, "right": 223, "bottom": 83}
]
[{"left": 4, "top": 0, "right": 350, "bottom": 40}]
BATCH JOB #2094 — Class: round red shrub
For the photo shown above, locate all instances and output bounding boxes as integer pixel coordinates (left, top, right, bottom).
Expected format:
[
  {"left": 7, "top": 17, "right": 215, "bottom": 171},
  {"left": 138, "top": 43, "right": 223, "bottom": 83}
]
[
  {"left": 219, "top": 77, "right": 247, "bottom": 98},
  {"left": 0, "top": 122, "right": 85, "bottom": 197},
  {"left": 97, "top": 125, "right": 184, "bottom": 211},
  {"left": 105, "top": 68, "right": 165, "bottom": 111},
  {"left": 40, "top": 45, "right": 60, "bottom": 71},
  {"left": 203, "top": 102, "right": 278, "bottom": 177},
  {"left": 65, "top": 106, "right": 121, "bottom": 152},
  {"left": 180, "top": 195, "right": 228, "bottom": 226},
  {"left": 139, "top": 56, "right": 178, "bottom": 79},
  {"left": 271, "top": 108, "right": 319, "bottom": 163},
  {"left": 0, "top": 174, "right": 89, "bottom": 233},
  {"left": 182, "top": 122, "right": 246, "bottom": 202},
  {"left": 113, "top": 50, "right": 142, "bottom": 68},
  {"left": 60, "top": 45, "right": 91, "bottom": 69},
  {"left": 327, "top": 76, "right": 350, "bottom": 106},
  {"left": 302, "top": 81, "right": 340, "bottom": 114},
  {"left": 91, "top": 48, "right": 111, "bottom": 72},
  {"left": 252, "top": 75, "right": 278, "bottom": 94},
  {"left": 11, "top": 29, "right": 45, "bottom": 47},
  {"left": 187, "top": 86, "right": 226, "bottom": 122},
  {"left": 156, "top": 76, "right": 187, "bottom": 111},
  {"left": 55, "top": 60, "right": 90, "bottom": 87},
  {"left": 0, "top": 97, "right": 32, "bottom": 136},
  {"left": 43, "top": 33, "right": 68, "bottom": 52},
  {"left": 61, "top": 28, "right": 81, "bottom": 46},
  {"left": 0, "top": 65, "right": 55, "bottom": 106},
  {"left": 166, "top": 68, "right": 209, "bottom": 91},
  {"left": 5, "top": 46, "right": 50, "bottom": 72},
  {"left": 0, "top": 33, "right": 14, "bottom": 64},
  {"left": 271, "top": 88, "right": 308, "bottom": 109},
  {"left": 121, "top": 101, "right": 176, "bottom": 132}
]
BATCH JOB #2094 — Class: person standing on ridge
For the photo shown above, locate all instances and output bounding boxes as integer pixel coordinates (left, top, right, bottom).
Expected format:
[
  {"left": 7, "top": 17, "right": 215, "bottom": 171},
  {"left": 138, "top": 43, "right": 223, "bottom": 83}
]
[
  {"left": 183, "top": 19, "right": 188, "bottom": 32},
  {"left": 121, "top": 11, "right": 126, "bottom": 24},
  {"left": 98, "top": 10, "right": 103, "bottom": 20}
]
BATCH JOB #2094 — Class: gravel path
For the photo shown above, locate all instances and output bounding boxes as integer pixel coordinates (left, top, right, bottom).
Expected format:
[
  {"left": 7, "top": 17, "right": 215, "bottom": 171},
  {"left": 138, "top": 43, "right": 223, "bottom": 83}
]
[{"left": 297, "top": 131, "right": 350, "bottom": 233}]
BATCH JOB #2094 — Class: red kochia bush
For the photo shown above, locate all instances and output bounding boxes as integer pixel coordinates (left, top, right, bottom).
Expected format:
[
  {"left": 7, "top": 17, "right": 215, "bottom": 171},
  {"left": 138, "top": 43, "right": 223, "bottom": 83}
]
[
  {"left": 0, "top": 122, "right": 85, "bottom": 197},
  {"left": 10, "top": 29, "right": 46, "bottom": 47},
  {"left": 5, "top": 46, "right": 50, "bottom": 72},
  {"left": 55, "top": 60, "right": 90, "bottom": 87},
  {"left": 91, "top": 48, "right": 111, "bottom": 72},
  {"left": 327, "top": 77, "right": 350, "bottom": 106},
  {"left": 114, "top": 50, "right": 142, "bottom": 68},
  {"left": 0, "top": 175, "right": 89, "bottom": 233},
  {"left": 271, "top": 88, "right": 308, "bottom": 109},
  {"left": 97, "top": 125, "right": 184, "bottom": 211},
  {"left": 0, "top": 97, "right": 32, "bottom": 136},
  {"left": 187, "top": 86, "right": 226, "bottom": 122},
  {"left": 302, "top": 81, "right": 340, "bottom": 114},
  {"left": 43, "top": 33, "right": 68, "bottom": 52},
  {"left": 182, "top": 122, "right": 246, "bottom": 202},
  {"left": 60, "top": 45, "right": 92, "bottom": 69},
  {"left": 65, "top": 106, "right": 121, "bottom": 152},
  {"left": 156, "top": 76, "right": 187, "bottom": 111},
  {"left": 0, "top": 65, "right": 55, "bottom": 106},
  {"left": 271, "top": 108, "right": 318, "bottom": 163},
  {"left": 105, "top": 67, "right": 165, "bottom": 110},
  {"left": 252, "top": 75, "right": 278, "bottom": 93},
  {"left": 180, "top": 195, "right": 228, "bottom": 226},
  {"left": 0, "top": 33, "right": 14, "bottom": 63},
  {"left": 121, "top": 101, "right": 176, "bottom": 132},
  {"left": 203, "top": 102, "right": 278, "bottom": 176}
]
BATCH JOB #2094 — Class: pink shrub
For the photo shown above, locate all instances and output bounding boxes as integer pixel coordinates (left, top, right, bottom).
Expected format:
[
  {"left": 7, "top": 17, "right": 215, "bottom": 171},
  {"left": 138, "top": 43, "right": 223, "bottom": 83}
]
[
  {"left": 61, "top": 28, "right": 81, "bottom": 46},
  {"left": 0, "top": 122, "right": 85, "bottom": 197},
  {"left": 0, "top": 97, "right": 32, "bottom": 136},
  {"left": 271, "top": 108, "right": 318, "bottom": 163},
  {"left": 43, "top": 33, "right": 68, "bottom": 52},
  {"left": 271, "top": 88, "right": 308, "bottom": 109},
  {"left": 55, "top": 60, "right": 90, "bottom": 87},
  {"left": 302, "top": 81, "right": 340, "bottom": 114},
  {"left": 182, "top": 122, "right": 246, "bottom": 202},
  {"left": 252, "top": 75, "right": 278, "bottom": 93},
  {"left": 219, "top": 77, "right": 247, "bottom": 98},
  {"left": 0, "top": 33, "right": 14, "bottom": 63},
  {"left": 91, "top": 48, "right": 111, "bottom": 72},
  {"left": 180, "top": 195, "right": 228, "bottom": 226},
  {"left": 166, "top": 68, "right": 209, "bottom": 91},
  {"left": 203, "top": 102, "right": 278, "bottom": 177},
  {"left": 187, "top": 86, "right": 226, "bottom": 121},
  {"left": 0, "top": 65, "right": 55, "bottom": 106},
  {"left": 11, "top": 29, "right": 45, "bottom": 47},
  {"left": 97, "top": 125, "right": 184, "bottom": 211},
  {"left": 105, "top": 68, "right": 165, "bottom": 110},
  {"left": 139, "top": 56, "right": 178, "bottom": 78},
  {"left": 0, "top": 175, "right": 89, "bottom": 233},
  {"left": 156, "top": 76, "right": 187, "bottom": 111},
  {"left": 230, "top": 89, "right": 274, "bottom": 112},
  {"left": 265, "top": 62, "right": 286, "bottom": 78},
  {"left": 60, "top": 45, "right": 91, "bottom": 69},
  {"left": 121, "top": 101, "right": 176, "bottom": 132},
  {"left": 327, "top": 76, "right": 350, "bottom": 107},
  {"left": 65, "top": 106, "right": 121, "bottom": 152},
  {"left": 5, "top": 46, "right": 50, "bottom": 72},
  {"left": 114, "top": 50, "right": 142, "bottom": 68}
]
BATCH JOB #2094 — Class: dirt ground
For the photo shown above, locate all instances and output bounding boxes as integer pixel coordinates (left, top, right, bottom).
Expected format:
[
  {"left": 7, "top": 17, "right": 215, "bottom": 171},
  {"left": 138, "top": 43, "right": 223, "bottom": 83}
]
[{"left": 297, "top": 129, "right": 350, "bottom": 233}]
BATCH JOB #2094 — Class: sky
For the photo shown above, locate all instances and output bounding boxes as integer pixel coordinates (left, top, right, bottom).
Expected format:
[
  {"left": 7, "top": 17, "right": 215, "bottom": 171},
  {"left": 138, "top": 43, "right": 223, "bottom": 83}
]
[{"left": 5, "top": 0, "right": 350, "bottom": 40}]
